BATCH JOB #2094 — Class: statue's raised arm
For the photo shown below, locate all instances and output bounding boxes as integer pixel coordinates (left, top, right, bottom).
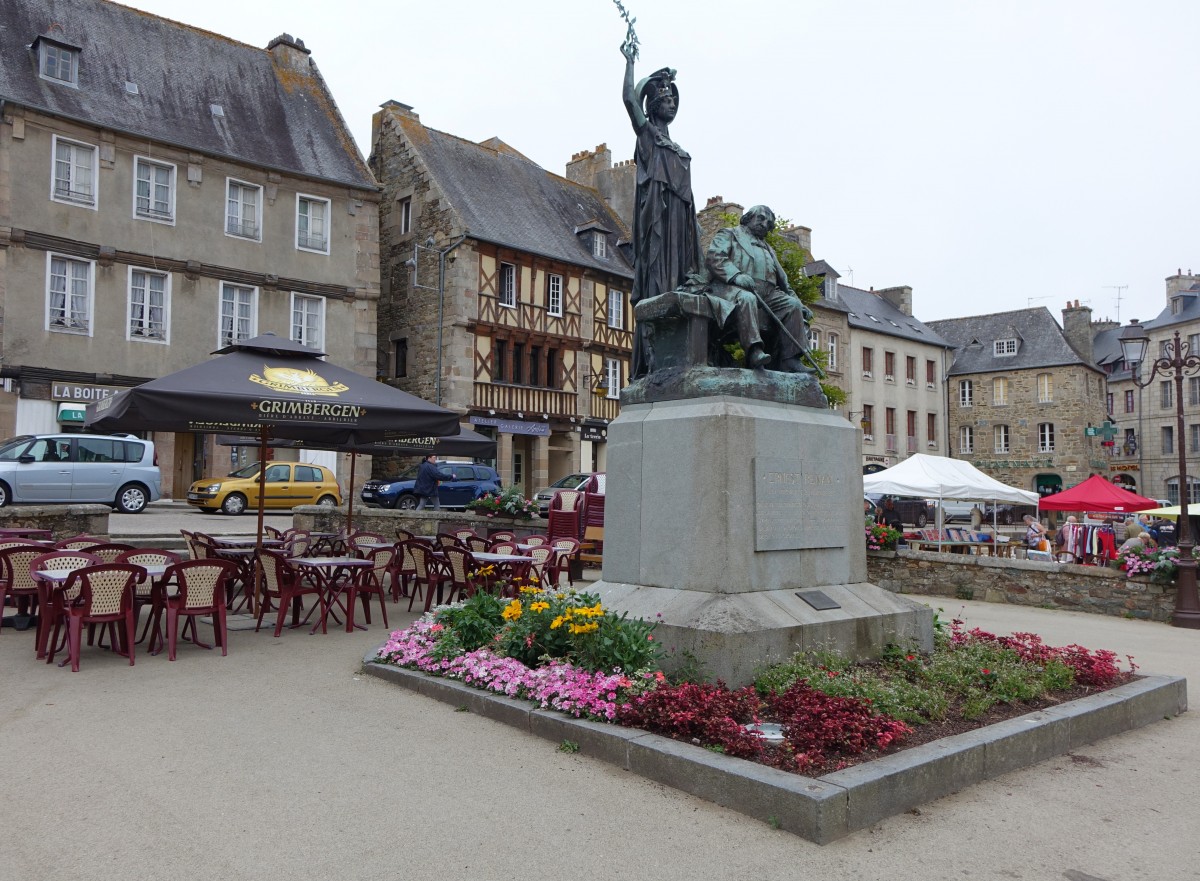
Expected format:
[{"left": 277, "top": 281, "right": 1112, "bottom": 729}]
[{"left": 621, "top": 39, "right": 646, "bottom": 131}]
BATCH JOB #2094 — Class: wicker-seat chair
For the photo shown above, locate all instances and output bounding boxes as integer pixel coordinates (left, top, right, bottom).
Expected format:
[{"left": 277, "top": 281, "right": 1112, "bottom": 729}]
[
  {"left": 159, "top": 559, "right": 238, "bottom": 660},
  {"left": 47, "top": 564, "right": 145, "bottom": 672}
]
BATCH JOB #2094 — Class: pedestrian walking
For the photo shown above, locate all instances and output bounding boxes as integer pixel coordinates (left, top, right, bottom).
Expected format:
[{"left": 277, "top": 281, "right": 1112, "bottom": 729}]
[{"left": 414, "top": 454, "right": 442, "bottom": 510}]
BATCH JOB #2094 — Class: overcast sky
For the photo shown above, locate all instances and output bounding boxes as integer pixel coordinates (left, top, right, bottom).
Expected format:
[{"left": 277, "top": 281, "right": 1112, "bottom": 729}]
[{"left": 125, "top": 0, "right": 1199, "bottom": 326}]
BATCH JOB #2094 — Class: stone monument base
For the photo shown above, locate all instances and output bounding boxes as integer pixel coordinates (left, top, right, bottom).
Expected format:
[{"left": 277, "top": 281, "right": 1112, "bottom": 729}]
[
  {"left": 594, "top": 582, "right": 933, "bottom": 686},
  {"left": 595, "top": 393, "right": 933, "bottom": 686}
]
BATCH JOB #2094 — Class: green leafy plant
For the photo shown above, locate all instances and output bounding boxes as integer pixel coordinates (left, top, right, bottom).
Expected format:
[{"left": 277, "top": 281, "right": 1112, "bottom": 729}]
[
  {"left": 466, "top": 486, "right": 539, "bottom": 519},
  {"left": 558, "top": 739, "right": 580, "bottom": 754}
]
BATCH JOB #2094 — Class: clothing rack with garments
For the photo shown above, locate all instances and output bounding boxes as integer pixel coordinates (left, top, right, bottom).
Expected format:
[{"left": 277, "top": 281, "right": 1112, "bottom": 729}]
[{"left": 1057, "top": 522, "right": 1117, "bottom": 564}]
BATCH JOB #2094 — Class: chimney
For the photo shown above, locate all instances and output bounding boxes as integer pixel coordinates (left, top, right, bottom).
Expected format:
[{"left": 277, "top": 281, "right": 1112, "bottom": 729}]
[
  {"left": 697, "top": 198, "right": 744, "bottom": 253},
  {"left": 1166, "top": 269, "right": 1200, "bottom": 300},
  {"left": 267, "top": 34, "right": 311, "bottom": 73},
  {"left": 877, "top": 285, "right": 912, "bottom": 316},
  {"left": 1061, "top": 300, "right": 1095, "bottom": 364}
]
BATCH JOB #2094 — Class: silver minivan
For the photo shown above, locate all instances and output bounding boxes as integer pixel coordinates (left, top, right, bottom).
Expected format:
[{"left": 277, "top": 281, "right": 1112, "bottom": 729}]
[{"left": 0, "top": 433, "right": 162, "bottom": 513}]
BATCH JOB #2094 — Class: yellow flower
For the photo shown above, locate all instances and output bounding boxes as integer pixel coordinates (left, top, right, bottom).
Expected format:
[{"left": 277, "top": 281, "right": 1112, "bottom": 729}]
[
  {"left": 519, "top": 586, "right": 540, "bottom": 595},
  {"left": 501, "top": 600, "right": 523, "bottom": 621},
  {"left": 530, "top": 601, "right": 550, "bottom": 613},
  {"left": 550, "top": 616, "right": 564, "bottom": 630},
  {"left": 529, "top": 574, "right": 540, "bottom": 583}
]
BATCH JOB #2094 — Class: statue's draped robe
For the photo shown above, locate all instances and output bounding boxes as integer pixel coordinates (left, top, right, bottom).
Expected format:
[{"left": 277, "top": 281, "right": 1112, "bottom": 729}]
[{"left": 629, "top": 120, "right": 703, "bottom": 378}]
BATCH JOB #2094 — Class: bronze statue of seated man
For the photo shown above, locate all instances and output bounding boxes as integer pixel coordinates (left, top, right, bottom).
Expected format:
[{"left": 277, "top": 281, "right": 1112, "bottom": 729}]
[{"left": 705, "top": 204, "right": 813, "bottom": 373}]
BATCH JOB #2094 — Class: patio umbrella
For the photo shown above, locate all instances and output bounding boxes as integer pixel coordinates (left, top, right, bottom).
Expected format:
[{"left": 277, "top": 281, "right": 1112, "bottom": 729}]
[{"left": 85, "top": 333, "right": 461, "bottom": 610}]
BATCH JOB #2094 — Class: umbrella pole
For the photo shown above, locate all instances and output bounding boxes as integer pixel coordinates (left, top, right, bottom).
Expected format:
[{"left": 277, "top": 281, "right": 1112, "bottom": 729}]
[
  {"left": 346, "top": 452, "right": 356, "bottom": 535},
  {"left": 253, "top": 426, "right": 268, "bottom": 617}
]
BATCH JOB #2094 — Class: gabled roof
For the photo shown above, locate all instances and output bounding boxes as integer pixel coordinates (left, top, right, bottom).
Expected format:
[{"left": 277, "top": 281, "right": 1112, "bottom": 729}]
[
  {"left": 834, "top": 284, "right": 951, "bottom": 348},
  {"left": 395, "top": 115, "right": 632, "bottom": 278},
  {"left": 928, "top": 307, "right": 1096, "bottom": 376},
  {"left": 0, "top": 0, "right": 374, "bottom": 190}
]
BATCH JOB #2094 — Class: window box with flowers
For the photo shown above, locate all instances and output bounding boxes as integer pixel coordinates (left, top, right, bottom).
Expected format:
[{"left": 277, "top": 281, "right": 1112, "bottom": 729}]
[{"left": 466, "top": 487, "right": 539, "bottom": 520}]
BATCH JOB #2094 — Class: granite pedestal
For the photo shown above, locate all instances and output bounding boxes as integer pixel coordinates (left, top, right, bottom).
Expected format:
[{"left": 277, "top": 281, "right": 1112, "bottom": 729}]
[{"left": 594, "top": 390, "right": 933, "bottom": 685}]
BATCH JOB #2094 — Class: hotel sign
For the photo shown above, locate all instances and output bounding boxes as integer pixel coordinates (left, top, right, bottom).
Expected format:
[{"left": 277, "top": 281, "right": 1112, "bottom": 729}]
[{"left": 51, "top": 381, "right": 121, "bottom": 403}]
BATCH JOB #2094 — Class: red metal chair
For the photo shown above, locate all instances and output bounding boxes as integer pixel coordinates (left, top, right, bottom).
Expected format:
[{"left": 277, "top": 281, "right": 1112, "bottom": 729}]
[
  {"left": 344, "top": 546, "right": 392, "bottom": 631},
  {"left": 255, "top": 549, "right": 320, "bottom": 637},
  {"left": 47, "top": 564, "right": 145, "bottom": 672},
  {"left": 406, "top": 542, "right": 449, "bottom": 613},
  {"left": 27, "top": 550, "right": 101, "bottom": 658},
  {"left": 160, "top": 559, "right": 238, "bottom": 661}
]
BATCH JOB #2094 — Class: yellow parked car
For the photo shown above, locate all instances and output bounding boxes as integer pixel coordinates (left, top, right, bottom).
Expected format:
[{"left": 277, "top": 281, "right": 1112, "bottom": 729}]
[{"left": 186, "top": 461, "right": 342, "bottom": 515}]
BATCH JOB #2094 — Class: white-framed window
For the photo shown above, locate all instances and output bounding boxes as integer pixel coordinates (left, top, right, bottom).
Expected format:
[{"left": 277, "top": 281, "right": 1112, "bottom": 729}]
[
  {"left": 807, "top": 327, "right": 819, "bottom": 351},
  {"left": 225, "top": 179, "right": 262, "bottom": 241},
  {"left": 1037, "top": 373, "right": 1053, "bottom": 403},
  {"left": 607, "top": 289, "right": 625, "bottom": 329},
  {"left": 994, "top": 424, "right": 1010, "bottom": 454},
  {"left": 46, "top": 253, "right": 93, "bottom": 335},
  {"left": 1162, "top": 426, "right": 1174, "bottom": 455},
  {"left": 861, "top": 347, "right": 873, "bottom": 378},
  {"left": 605, "top": 357, "right": 621, "bottom": 399},
  {"left": 959, "top": 380, "right": 973, "bottom": 407},
  {"left": 827, "top": 333, "right": 838, "bottom": 370},
  {"left": 498, "top": 263, "right": 517, "bottom": 308},
  {"left": 51, "top": 136, "right": 97, "bottom": 208},
  {"left": 291, "top": 293, "right": 325, "bottom": 351},
  {"left": 127, "top": 267, "right": 169, "bottom": 342},
  {"left": 1037, "top": 422, "right": 1055, "bottom": 453},
  {"left": 992, "top": 376, "right": 1008, "bottom": 406},
  {"left": 219, "top": 282, "right": 258, "bottom": 347},
  {"left": 994, "top": 338, "right": 1017, "bottom": 356},
  {"left": 296, "top": 194, "right": 330, "bottom": 253},
  {"left": 959, "top": 425, "right": 974, "bottom": 454},
  {"left": 547, "top": 274, "right": 563, "bottom": 317},
  {"left": 1166, "top": 476, "right": 1200, "bottom": 506},
  {"left": 39, "top": 41, "right": 78, "bottom": 86},
  {"left": 1190, "top": 376, "right": 1200, "bottom": 407},
  {"left": 1160, "top": 380, "right": 1173, "bottom": 410},
  {"left": 399, "top": 197, "right": 412, "bottom": 235},
  {"left": 1190, "top": 424, "right": 1200, "bottom": 453},
  {"left": 593, "top": 232, "right": 607, "bottom": 258},
  {"left": 133, "top": 156, "right": 175, "bottom": 223}
]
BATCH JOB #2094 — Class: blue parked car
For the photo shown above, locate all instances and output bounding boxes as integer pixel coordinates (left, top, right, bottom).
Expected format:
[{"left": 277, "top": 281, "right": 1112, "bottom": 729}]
[{"left": 360, "top": 461, "right": 501, "bottom": 510}]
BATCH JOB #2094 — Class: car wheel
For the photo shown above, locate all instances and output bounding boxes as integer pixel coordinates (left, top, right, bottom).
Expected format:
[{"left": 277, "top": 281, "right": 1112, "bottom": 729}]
[
  {"left": 396, "top": 493, "right": 419, "bottom": 510},
  {"left": 115, "top": 483, "right": 149, "bottom": 514},
  {"left": 915, "top": 511, "right": 928, "bottom": 528},
  {"left": 0, "top": 481, "right": 9, "bottom": 508},
  {"left": 221, "top": 493, "right": 248, "bottom": 516},
  {"left": 316, "top": 495, "right": 338, "bottom": 509}
]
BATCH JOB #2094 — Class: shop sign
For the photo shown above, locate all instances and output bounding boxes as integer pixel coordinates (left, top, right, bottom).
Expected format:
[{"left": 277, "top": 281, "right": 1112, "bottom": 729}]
[
  {"left": 581, "top": 424, "right": 607, "bottom": 442},
  {"left": 469, "top": 416, "right": 550, "bottom": 437},
  {"left": 1110, "top": 463, "right": 1140, "bottom": 472},
  {"left": 51, "top": 381, "right": 121, "bottom": 403},
  {"left": 863, "top": 454, "right": 891, "bottom": 466}
]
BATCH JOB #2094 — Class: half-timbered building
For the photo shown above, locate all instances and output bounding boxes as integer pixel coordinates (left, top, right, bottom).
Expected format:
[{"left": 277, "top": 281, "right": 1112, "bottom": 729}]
[{"left": 370, "top": 102, "right": 633, "bottom": 495}]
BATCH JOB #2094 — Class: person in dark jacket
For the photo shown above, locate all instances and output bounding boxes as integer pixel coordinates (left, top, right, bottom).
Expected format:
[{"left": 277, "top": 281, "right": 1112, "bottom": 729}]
[{"left": 414, "top": 454, "right": 442, "bottom": 510}]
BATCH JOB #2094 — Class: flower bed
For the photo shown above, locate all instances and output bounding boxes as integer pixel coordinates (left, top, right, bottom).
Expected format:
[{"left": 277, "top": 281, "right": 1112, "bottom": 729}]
[
  {"left": 375, "top": 586, "right": 1139, "bottom": 777},
  {"left": 466, "top": 487, "right": 540, "bottom": 519},
  {"left": 1114, "top": 543, "right": 1197, "bottom": 584}
]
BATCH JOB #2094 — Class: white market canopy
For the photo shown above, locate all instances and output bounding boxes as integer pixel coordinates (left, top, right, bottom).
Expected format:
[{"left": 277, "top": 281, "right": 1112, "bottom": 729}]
[{"left": 863, "top": 454, "right": 1038, "bottom": 505}]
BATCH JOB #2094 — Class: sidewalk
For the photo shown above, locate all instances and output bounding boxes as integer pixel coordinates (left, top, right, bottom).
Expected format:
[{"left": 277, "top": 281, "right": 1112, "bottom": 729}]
[{"left": 0, "top": 597, "right": 1191, "bottom": 881}]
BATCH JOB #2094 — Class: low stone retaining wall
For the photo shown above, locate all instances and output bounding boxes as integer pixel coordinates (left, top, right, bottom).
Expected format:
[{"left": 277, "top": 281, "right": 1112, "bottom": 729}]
[
  {"left": 867, "top": 549, "right": 1175, "bottom": 621},
  {"left": 0, "top": 505, "right": 111, "bottom": 540},
  {"left": 293, "top": 505, "right": 544, "bottom": 540}
]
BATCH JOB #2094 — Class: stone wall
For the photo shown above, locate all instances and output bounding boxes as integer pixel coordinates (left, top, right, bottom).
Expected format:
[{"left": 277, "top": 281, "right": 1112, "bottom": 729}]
[
  {"left": 866, "top": 548, "right": 1175, "bottom": 621},
  {"left": 0, "top": 505, "right": 111, "bottom": 540},
  {"left": 293, "top": 506, "right": 546, "bottom": 540}
]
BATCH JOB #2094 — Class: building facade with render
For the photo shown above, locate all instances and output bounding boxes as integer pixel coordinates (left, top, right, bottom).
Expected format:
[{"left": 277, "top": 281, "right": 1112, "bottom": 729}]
[
  {"left": 1093, "top": 272, "right": 1200, "bottom": 504},
  {"left": 370, "top": 105, "right": 633, "bottom": 495},
  {"left": 0, "top": 0, "right": 379, "bottom": 497}
]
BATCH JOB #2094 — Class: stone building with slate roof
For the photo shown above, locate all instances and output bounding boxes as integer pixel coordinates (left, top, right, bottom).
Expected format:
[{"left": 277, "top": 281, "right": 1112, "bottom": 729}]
[
  {"left": 1091, "top": 271, "right": 1200, "bottom": 504},
  {"left": 370, "top": 102, "right": 634, "bottom": 494},
  {"left": 928, "top": 307, "right": 1109, "bottom": 502},
  {"left": 0, "top": 0, "right": 379, "bottom": 497}
]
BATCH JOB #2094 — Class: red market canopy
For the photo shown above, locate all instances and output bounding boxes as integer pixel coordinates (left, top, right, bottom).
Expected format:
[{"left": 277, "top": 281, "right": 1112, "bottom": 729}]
[{"left": 1037, "top": 475, "right": 1159, "bottom": 513}]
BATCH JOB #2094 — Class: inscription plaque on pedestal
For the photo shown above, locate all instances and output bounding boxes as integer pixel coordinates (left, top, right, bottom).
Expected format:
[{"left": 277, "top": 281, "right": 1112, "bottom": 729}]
[{"left": 754, "top": 457, "right": 845, "bottom": 551}]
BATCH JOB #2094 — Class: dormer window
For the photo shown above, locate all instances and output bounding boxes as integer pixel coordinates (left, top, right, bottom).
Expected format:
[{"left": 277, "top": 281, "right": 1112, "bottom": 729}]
[
  {"left": 994, "top": 338, "right": 1018, "bottom": 356},
  {"left": 37, "top": 37, "right": 80, "bottom": 86},
  {"left": 593, "top": 232, "right": 607, "bottom": 259}
]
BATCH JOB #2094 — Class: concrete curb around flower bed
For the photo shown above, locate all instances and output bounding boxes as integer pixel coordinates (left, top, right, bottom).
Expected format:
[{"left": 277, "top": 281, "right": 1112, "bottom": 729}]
[{"left": 360, "top": 653, "right": 1186, "bottom": 844}]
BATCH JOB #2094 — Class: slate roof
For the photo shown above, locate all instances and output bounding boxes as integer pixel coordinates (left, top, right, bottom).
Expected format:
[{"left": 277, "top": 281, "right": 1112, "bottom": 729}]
[
  {"left": 927, "top": 307, "right": 1096, "bottom": 376},
  {"left": 1144, "top": 285, "right": 1200, "bottom": 331},
  {"left": 398, "top": 116, "right": 632, "bottom": 278},
  {"left": 834, "top": 284, "right": 951, "bottom": 348},
  {"left": 0, "top": 0, "right": 374, "bottom": 190}
]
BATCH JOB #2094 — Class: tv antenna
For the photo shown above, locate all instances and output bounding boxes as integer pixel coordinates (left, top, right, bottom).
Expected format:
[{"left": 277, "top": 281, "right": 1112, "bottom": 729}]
[
  {"left": 845, "top": 265, "right": 854, "bottom": 286},
  {"left": 1104, "top": 285, "right": 1128, "bottom": 322},
  {"left": 1026, "top": 296, "right": 1051, "bottom": 306}
]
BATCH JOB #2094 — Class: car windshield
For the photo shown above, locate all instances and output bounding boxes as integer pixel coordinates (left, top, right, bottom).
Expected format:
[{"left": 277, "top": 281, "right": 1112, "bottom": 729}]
[
  {"left": 0, "top": 437, "right": 35, "bottom": 460},
  {"left": 227, "top": 462, "right": 263, "bottom": 479},
  {"left": 551, "top": 473, "right": 589, "bottom": 489}
]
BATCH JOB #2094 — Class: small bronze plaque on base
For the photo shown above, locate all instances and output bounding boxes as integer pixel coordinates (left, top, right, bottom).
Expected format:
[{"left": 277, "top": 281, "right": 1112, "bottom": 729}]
[{"left": 796, "top": 590, "right": 841, "bottom": 611}]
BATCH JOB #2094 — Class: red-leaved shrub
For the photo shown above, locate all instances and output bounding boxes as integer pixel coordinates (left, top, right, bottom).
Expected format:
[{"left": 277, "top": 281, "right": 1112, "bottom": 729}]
[{"left": 948, "top": 621, "right": 1135, "bottom": 687}]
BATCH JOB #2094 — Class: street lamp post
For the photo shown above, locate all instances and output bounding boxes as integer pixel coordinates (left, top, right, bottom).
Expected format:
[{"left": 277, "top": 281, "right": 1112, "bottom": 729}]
[{"left": 1119, "top": 319, "right": 1200, "bottom": 628}]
